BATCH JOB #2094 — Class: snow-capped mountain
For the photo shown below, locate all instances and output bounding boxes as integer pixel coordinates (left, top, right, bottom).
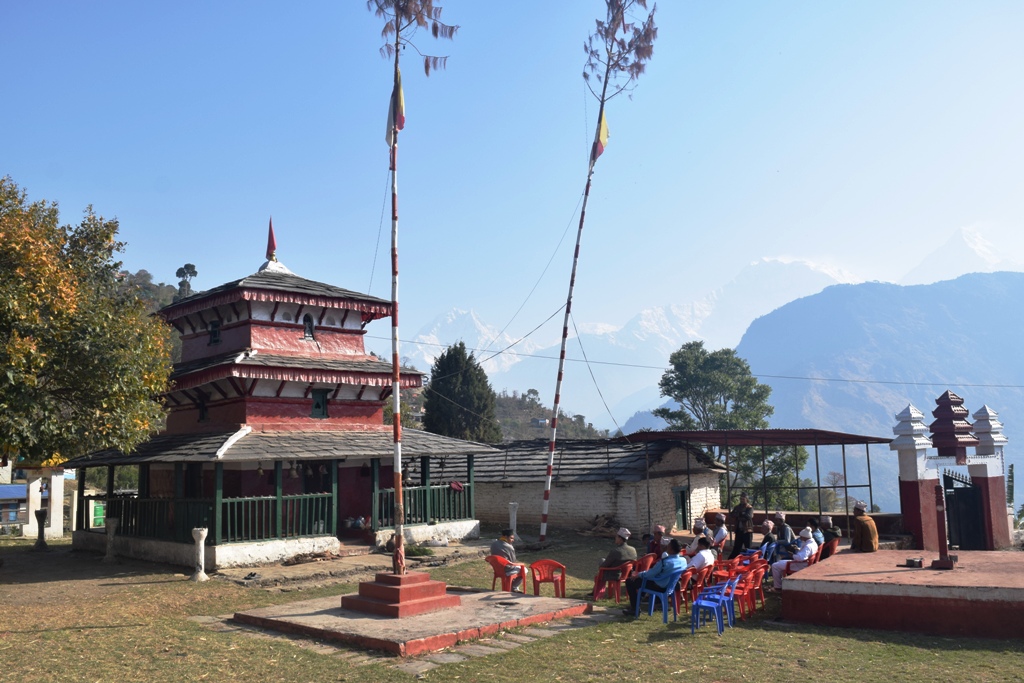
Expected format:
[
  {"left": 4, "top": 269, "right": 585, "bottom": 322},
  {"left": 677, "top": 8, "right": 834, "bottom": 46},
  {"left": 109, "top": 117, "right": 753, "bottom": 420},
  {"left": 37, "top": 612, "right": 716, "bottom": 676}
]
[
  {"left": 401, "top": 309, "right": 541, "bottom": 376},
  {"left": 901, "top": 225, "right": 1024, "bottom": 286}
]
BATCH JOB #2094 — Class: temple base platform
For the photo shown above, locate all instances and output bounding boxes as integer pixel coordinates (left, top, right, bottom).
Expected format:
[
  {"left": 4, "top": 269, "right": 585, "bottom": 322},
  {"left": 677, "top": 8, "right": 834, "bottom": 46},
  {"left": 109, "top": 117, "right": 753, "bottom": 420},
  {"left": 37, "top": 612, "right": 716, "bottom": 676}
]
[{"left": 781, "top": 549, "right": 1024, "bottom": 639}]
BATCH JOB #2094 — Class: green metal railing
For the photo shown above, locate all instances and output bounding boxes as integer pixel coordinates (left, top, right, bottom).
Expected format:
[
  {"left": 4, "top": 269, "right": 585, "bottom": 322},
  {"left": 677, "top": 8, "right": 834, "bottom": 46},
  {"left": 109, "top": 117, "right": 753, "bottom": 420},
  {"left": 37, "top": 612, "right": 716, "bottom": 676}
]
[
  {"left": 84, "top": 493, "right": 333, "bottom": 545},
  {"left": 374, "top": 484, "right": 473, "bottom": 529}
]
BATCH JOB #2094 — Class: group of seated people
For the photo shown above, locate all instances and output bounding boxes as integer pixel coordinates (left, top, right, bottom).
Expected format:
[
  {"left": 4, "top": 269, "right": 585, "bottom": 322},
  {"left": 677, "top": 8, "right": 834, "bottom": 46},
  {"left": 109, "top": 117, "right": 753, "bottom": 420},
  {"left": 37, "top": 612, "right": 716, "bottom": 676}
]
[{"left": 590, "top": 502, "right": 881, "bottom": 609}]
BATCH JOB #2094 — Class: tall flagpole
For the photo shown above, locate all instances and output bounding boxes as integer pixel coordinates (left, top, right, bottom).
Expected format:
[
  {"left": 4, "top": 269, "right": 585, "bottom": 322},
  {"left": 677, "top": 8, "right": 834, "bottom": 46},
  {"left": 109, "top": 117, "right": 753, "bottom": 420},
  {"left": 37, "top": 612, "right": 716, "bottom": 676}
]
[
  {"left": 540, "top": 90, "right": 610, "bottom": 543},
  {"left": 388, "top": 42, "right": 405, "bottom": 572}
]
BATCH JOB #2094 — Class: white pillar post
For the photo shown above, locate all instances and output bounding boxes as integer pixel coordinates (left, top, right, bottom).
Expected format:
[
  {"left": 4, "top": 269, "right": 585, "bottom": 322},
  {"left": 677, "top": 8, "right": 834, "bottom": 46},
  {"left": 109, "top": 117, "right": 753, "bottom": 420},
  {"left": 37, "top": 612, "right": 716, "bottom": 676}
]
[
  {"left": 24, "top": 473, "right": 42, "bottom": 538},
  {"left": 47, "top": 470, "right": 64, "bottom": 539},
  {"left": 508, "top": 501, "right": 519, "bottom": 540},
  {"left": 191, "top": 527, "right": 209, "bottom": 582},
  {"left": 103, "top": 517, "right": 119, "bottom": 563}
]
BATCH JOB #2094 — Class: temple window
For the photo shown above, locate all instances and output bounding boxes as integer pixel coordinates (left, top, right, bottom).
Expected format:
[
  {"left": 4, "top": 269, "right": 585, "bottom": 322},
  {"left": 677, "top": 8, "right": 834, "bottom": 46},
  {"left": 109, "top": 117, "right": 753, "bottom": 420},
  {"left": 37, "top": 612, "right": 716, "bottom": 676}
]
[
  {"left": 303, "top": 314, "right": 315, "bottom": 340},
  {"left": 311, "top": 389, "right": 329, "bottom": 419},
  {"left": 208, "top": 321, "right": 221, "bottom": 345},
  {"left": 197, "top": 399, "right": 209, "bottom": 422}
]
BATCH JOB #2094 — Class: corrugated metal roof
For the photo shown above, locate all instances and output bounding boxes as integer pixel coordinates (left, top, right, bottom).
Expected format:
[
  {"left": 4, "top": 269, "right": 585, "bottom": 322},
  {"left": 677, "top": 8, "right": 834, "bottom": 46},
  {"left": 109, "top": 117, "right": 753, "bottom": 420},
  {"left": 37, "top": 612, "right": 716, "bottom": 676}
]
[
  {"left": 618, "top": 429, "right": 892, "bottom": 447},
  {"left": 61, "top": 428, "right": 497, "bottom": 467},
  {"left": 472, "top": 438, "right": 724, "bottom": 484}
]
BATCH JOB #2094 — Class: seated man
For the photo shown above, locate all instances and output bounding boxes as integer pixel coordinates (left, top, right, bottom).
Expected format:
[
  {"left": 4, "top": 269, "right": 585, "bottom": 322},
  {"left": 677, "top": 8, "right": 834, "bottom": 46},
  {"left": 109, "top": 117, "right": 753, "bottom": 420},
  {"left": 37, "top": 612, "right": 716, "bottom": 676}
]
[
  {"left": 711, "top": 512, "right": 728, "bottom": 551},
  {"left": 820, "top": 515, "right": 843, "bottom": 544},
  {"left": 685, "top": 519, "right": 714, "bottom": 557},
  {"left": 850, "top": 501, "right": 879, "bottom": 552},
  {"left": 808, "top": 517, "right": 825, "bottom": 546},
  {"left": 770, "top": 528, "right": 818, "bottom": 590},
  {"left": 624, "top": 538, "right": 686, "bottom": 615},
  {"left": 646, "top": 525, "right": 666, "bottom": 555},
  {"left": 758, "top": 520, "right": 777, "bottom": 561},
  {"left": 773, "top": 511, "right": 797, "bottom": 559},
  {"left": 591, "top": 527, "right": 637, "bottom": 599},
  {"left": 688, "top": 536, "right": 715, "bottom": 572},
  {"left": 489, "top": 528, "right": 525, "bottom": 592}
]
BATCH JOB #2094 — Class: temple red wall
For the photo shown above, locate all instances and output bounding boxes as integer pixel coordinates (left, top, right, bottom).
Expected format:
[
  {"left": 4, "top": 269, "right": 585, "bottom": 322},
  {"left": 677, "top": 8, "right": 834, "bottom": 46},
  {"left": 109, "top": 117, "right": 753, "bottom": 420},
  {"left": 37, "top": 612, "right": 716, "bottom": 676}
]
[
  {"left": 165, "top": 397, "right": 386, "bottom": 434},
  {"left": 249, "top": 323, "right": 367, "bottom": 357},
  {"left": 976, "top": 475, "right": 1012, "bottom": 549},
  {"left": 899, "top": 478, "right": 941, "bottom": 551}
]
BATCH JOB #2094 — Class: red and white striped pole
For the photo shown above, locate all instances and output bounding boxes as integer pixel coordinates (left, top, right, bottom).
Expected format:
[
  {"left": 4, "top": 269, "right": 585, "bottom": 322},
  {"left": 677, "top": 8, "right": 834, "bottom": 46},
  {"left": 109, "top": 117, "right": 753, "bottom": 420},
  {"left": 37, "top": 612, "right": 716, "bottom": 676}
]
[
  {"left": 540, "top": 98, "right": 607, "bottom": 542},
  {"left": 388, "top": 49, "right": 405, "bottom": 570}
]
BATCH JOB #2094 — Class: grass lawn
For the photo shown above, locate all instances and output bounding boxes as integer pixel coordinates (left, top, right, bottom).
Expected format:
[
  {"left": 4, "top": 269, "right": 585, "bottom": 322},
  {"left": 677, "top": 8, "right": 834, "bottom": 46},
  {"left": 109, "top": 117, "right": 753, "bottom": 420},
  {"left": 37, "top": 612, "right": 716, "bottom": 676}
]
[{"left": 1, "top": 533, "right": 1022, "bottom": 682}]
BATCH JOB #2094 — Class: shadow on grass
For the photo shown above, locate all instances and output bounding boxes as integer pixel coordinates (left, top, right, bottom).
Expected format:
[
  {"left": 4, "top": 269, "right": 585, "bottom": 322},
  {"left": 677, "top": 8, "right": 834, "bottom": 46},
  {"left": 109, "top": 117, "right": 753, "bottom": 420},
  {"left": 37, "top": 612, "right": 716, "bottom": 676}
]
[{"left": 1, "top": 623, "right": 148, "bottom": 634}]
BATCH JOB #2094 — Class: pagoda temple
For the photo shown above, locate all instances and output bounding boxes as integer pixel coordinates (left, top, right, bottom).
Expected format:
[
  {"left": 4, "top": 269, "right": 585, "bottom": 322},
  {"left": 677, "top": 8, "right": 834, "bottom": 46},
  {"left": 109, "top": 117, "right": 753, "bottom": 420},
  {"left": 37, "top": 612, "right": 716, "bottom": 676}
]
[{"left": 65, "top": 240, "right": 495, "bottom": 570}]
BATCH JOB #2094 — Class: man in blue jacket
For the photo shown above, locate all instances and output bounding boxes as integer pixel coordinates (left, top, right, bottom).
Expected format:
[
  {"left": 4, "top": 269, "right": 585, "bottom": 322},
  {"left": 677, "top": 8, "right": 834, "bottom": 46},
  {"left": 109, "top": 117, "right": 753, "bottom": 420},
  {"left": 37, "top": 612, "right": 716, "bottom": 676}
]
[{"left": 624, "top": 538, "right": 686, "bottom": 614}]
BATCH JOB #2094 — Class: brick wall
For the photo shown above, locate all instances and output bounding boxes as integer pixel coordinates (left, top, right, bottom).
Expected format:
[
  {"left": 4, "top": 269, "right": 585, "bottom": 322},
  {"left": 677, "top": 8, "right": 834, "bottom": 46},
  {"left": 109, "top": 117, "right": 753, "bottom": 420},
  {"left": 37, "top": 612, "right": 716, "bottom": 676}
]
[{"left": 475, "top": 470, "right": 720, "bottom": 534}]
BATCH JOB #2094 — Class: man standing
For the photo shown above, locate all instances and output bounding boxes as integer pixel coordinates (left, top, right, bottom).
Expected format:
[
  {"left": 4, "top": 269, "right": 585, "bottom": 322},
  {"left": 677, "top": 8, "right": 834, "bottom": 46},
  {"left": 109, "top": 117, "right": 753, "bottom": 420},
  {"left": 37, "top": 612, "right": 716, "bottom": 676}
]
[
  {"left": 624, "top": 538, "right": 686, "bottom": 615},
  {"left": 591, "top": 527, "right": 638, "bottom": 599},
  {"left": 850, "top": 501, "right": 879, "bottom": 552},
  {"left": 728, "top": 493, "right": 755, "bottom": 559},
  {"left": 490, "top": 528, "right": 525, "bottom": 592}
]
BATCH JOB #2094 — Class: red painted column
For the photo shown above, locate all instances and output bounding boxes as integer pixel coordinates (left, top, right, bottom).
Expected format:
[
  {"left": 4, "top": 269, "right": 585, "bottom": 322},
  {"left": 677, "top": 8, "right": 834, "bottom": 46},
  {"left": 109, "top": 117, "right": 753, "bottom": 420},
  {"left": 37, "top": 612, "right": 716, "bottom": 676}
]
[{"left": 899, "top": 478, "right": 941, "bottom": 551}]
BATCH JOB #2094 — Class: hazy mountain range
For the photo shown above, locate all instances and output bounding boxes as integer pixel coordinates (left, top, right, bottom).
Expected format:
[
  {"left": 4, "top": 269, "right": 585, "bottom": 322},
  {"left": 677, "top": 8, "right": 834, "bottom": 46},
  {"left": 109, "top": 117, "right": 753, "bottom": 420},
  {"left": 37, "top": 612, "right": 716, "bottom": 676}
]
[{"left": 395, "top": 226, "right": 1024, "bottom": 511}]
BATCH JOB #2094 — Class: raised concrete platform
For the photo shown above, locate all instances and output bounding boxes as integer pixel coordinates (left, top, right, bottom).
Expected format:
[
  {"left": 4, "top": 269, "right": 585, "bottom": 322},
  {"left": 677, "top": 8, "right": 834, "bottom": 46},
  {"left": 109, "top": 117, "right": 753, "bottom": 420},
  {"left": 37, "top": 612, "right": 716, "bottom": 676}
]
[
  {"left": 782, "top": 549, "right": 1024, "bottom": 639},
  {"left": 234, "top": 589, "right": 591, "bottom": 656},
  {"left": 341, "top": 572, "right": 462, "bottom": 618}
]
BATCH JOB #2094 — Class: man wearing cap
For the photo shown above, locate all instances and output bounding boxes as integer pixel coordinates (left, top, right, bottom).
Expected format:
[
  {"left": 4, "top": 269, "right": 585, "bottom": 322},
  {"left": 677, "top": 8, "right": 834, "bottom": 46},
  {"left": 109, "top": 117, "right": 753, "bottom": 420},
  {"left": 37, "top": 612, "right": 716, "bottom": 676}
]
[
  {"left": 850, "top": 501, "right": 878, "bottom": 552},
  {"left": 728, "top": 493, "right": 755, "bottom": 559},
  {"left": 490, "top": 528, "right": 525, "bottom": 592},
  {"left": 646, "top": 525, "right": 666, "bottom": 555},
  {"left": 591, "top": 527, "right": 638, "bottom": 599},
  {"left": 624, "top": 538, "right": 686, "bottom": 615},
  {"left": 685, "top": 519, "right": 713, "bottom": 557},
  {"left": 773, "top": 512, "right": 797, "bottom": 559},
  {"left": 759, "top": 520, "right": 777, "bottom": 561},
  {"left": 770, "top": 527, "right": 818, "bottom": 590},
  {"left": 711, "top": 513, "right": 728, "bottom": 552},
  {"left": 821, "top": 515, "right": 843, "bottom": 544}
]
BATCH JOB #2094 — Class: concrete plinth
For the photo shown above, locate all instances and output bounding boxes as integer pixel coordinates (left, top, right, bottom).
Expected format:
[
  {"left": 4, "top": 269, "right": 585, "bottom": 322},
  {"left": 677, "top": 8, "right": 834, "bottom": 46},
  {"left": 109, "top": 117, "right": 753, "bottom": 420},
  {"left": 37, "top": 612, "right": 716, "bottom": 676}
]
[
  {"left": 341, "top": 572, "right": 461, "bottom": 618},
  {"left": 235, "top": 589, "right": 591, "bottom": 657}
]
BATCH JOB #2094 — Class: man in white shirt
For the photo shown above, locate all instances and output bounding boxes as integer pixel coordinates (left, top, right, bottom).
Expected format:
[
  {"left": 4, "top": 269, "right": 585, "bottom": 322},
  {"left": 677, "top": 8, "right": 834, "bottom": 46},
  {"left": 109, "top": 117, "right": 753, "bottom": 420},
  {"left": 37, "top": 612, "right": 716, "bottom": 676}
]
[
  {"left": 770, "top": 528, "right": 818, "bottom": 590},
  {"left": 687, "top": 536, "right": 716, "bottom": 572}
]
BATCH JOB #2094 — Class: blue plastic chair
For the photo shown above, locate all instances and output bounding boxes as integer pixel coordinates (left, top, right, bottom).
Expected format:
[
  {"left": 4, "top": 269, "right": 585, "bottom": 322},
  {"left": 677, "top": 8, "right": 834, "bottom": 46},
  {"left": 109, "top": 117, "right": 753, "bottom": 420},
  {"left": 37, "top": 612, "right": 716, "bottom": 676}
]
[
  {"left": 634, "top": 567, "right": 687, "bottom": 623},
  {"left": 697, "top": 575, "right": 741, "bottom": 628},
  {"left": 692, "top": 592, "right": 727, "bottom": 635},
  {"left": 760, "top": 541, "right": 778, "bottom": 564}
]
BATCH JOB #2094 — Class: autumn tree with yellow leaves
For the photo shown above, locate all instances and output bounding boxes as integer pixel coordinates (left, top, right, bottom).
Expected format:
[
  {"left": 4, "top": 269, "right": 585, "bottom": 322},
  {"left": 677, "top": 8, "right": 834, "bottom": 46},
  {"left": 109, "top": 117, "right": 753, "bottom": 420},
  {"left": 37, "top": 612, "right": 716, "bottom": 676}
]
[{"left": 0, "top": 177, "right": 172, "bottom": 466}]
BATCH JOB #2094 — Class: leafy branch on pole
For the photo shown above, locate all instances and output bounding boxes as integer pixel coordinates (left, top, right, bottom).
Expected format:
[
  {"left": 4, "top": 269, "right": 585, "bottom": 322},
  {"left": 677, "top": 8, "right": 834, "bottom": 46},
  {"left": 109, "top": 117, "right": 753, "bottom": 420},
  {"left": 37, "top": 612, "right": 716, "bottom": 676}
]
[
  {"left": 540, "top": 0, "right": 657, "bottom": 542},
  {"left": 368, "top": 0, "right": 456, "bottom": 571}
]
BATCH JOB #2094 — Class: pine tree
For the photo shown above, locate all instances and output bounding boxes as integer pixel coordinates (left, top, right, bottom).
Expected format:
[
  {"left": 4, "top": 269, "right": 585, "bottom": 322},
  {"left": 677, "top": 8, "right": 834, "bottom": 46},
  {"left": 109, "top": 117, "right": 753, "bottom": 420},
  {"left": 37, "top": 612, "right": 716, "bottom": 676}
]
[{"left": 422, "top": 342, "right": 501, "bottom": 443}]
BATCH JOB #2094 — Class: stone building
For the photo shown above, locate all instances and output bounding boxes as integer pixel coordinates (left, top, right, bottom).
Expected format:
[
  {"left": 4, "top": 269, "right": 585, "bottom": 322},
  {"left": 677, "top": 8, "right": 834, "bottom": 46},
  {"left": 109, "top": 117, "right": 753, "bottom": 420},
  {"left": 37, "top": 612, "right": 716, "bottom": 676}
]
[{"left": 472, "top": 436, "right": 725, "bottom": 533}]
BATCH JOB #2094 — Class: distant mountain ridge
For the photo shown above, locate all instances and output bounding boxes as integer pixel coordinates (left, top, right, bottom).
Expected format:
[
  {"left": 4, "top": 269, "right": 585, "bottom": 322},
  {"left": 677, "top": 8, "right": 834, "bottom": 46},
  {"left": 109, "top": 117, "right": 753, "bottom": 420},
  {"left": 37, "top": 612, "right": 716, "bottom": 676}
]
[{"left": 736, "top": 271, "right": 1024, "bottom": 511}]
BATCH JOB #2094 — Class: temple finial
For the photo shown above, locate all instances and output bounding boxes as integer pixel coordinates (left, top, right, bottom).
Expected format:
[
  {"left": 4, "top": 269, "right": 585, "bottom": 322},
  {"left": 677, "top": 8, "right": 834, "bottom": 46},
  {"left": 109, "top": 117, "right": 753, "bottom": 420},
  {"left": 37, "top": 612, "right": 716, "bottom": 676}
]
[{"left": 266, "top": 217, "right": 278, "bottom": 262}]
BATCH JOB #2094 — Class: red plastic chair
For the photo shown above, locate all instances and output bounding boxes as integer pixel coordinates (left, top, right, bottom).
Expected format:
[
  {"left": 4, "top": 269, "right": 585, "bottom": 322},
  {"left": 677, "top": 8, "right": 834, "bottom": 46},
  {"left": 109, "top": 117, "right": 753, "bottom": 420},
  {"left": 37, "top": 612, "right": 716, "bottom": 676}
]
[
  {"left": 686, "top": 564, "right": 715, "bottom": 607},
  {"left": 819, "top": 537, "right": 840, "bottom": 560},
  {"left": 710, "top": 557, "right": 743, "bottom": 584},
  {"left": 593, "top": 560, "right": 635, "bottom": 603},
  {"left": 485, "top": 555, "right": 527, "bottom": 592},
  {"left": 730, "top": 566, "right": 767, "bottom": 620},
  {"left": 673, "top": 566, "right": 697, "bottom": 615},
  {"left": 632, "top": 553, "right": 658, "bottom": 575},
  {"left": 783, "top": 544, "right": 821, "bottom": 577},
  {"left": 530, "top": 559, "right": 567, "bottom": 598}
]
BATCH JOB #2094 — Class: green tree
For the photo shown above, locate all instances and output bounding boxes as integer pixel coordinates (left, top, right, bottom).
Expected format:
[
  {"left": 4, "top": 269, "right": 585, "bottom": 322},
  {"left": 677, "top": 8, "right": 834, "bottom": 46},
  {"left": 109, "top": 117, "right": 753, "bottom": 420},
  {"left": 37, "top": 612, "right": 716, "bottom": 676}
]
[
  {"left": 654, "top": 341, "right": 808, "bottom": 510},
  {"left": 0, "top": 177, "right": 172, "bottom": 465},
  {"left": 494, "top": 389, "right": 609, "bottom": 441},
  {"left": 422, "top": 342, "right": 501, "bottom": 443},
  {"left": 173, "top": 263, "right": 197, "bottom": 301}
]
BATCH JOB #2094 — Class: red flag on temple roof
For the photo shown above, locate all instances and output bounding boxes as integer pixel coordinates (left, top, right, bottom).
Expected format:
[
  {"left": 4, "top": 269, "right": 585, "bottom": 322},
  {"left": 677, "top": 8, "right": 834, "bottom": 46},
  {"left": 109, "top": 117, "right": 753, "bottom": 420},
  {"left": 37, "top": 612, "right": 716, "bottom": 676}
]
[{"left": 266, "top": 217, "right": 277, "bottom": 262}]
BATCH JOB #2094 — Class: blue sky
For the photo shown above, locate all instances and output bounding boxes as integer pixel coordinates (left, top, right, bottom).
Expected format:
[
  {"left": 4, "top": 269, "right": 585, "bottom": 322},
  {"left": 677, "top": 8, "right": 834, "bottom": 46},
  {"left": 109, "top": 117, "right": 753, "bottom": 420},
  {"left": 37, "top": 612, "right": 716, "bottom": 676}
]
[{"left": 5, "top": 1, "right": 1024, "bottom": 353}]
